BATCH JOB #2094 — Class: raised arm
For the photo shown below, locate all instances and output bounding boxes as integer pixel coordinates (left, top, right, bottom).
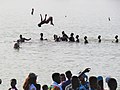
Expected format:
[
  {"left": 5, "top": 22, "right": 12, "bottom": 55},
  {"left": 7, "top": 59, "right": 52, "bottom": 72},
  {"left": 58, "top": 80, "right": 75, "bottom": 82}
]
[
  {"left": 78, "top": 68, "right": 91, "bottom": 77},
  {"left": 24, "top": 38, "right": 31, "bottom": 41}
]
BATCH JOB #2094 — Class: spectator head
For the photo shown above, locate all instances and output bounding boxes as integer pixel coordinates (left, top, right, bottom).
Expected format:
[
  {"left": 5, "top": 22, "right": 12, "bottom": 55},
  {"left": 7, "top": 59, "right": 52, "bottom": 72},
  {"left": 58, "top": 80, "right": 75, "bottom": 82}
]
[
  {"left": 52, "top": 73, "right": 61, "bottom": 84},
  {"left": 28, "top": 73, "right": 37, "bottom": 84},
  {"left": 10, "top": 79, "right": 17, "bottom": 87},
  {"left": 42, "top": 85, "right": 48, "bottom": 90},
  {"left": 65, "top": 70, "right": 72, "bottom": 80},
  {"left": 97, "top": 76, "right": 104, "bottom": 90},
  {"left": 107, "top": 78, "right": 117, "bottom": 90},
  {"left": 60, "top": 73, "right": 66, "bottom": 82}
]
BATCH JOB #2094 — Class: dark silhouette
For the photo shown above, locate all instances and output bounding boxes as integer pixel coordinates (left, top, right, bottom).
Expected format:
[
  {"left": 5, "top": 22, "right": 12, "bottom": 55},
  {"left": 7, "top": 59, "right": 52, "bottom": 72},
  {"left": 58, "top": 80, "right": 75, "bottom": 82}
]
[
  {"left": 14, "top": 40, "right": 20, "bottom": 49},
  {"left": 75, "top": 35, "right": 79, "bottom": 42},
  {"left": 53, "top": 34, "right": 60, "bottom": 42},
  {"left": 62, "top": 70, "right": 72, "bottom": 90},
  {"left": 97, "top": 76, "right": 104, "bottom": 90},
  {"left": 40, "top": 33, "right": 47, "bottom": 41},
  {"left": 23, "top": 73, "right": 41, "bottom": 90},
  {"left": 8, "top": 79, "right": 18, "bottom": 90},
  {"left": 107, "top": 78, "right": 117, "bottom": 90},
  {"left": 0, "top": 79, "right": 2, "bottom": 84},
  {"left": 50, "top": 73, "right": 62, "bottom": 90},
  {"left": 42, "top": 85, "right": 48, "bottom": 90},
  {"left": 84, "top": 36, "right": 88, "bottom": 44},
  {"left": 19, "top": 34, "right": 31, "bottom": 42},
  {"left": 79, "top": 73, "right": 89, "bottom": 90},
  {"left": 69, "top": 33, "right": 75, "bottom": 42},
  {"left": 108, "top": 17, "right": 111, "bottom": 21},
  {"left": 31, "top": 8, "right": 34, "bottom": 15},
  {"left": 71, "top": 76, "right": 80, "bottom": 90},
  {"left": 60, "top": 73, "right": 66, "bottom": 84},
  {"left": 78, "top": 68, "right": 91, "bottom": 78},
  {"left": 89, "top": 76, "right": 101, "bottom": 90},
  {"left": 98, "top": 35, "right": 101, "bottom": 43},
  {"left": 38, "top": 14, "right": 54, "bottom": 27},
  {"left": 61, "top": 31, "right": 68, "bottom": 41},
  {"left": 115, "top": 35, "right": 119, "bottom": 43},
  {"left": 40, "top": 33, "right": 44, "bottom": 40}
]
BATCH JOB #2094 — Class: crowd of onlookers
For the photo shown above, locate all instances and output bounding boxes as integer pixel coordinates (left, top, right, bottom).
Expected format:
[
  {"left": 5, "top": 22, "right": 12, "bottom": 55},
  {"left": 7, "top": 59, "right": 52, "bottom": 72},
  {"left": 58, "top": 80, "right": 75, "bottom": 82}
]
[{"left": 1, "top": 68, "right": 117, "bottom": 90}]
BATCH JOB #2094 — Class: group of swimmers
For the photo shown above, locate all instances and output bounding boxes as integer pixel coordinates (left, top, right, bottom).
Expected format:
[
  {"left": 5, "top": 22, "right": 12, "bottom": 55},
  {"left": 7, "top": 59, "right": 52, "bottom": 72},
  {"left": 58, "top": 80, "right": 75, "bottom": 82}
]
[
  {"left": 14, "top": 31, "right": 119, "bottom": 49},
  {"left": 41, "top": 31, "right": 119, "bottom": 44},
  {"left": 1, "top": 68, "right": 117, "bottom": 90},
  {"left": 14, "top": 34, "right": 31, "bottom": 49}
]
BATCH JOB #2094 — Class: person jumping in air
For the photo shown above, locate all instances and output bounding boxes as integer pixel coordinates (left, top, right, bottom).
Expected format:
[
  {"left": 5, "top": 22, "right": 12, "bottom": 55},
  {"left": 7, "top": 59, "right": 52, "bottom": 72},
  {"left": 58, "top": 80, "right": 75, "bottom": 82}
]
[{"left": 38, "top": 14, "right": 54, "bottom": 27}]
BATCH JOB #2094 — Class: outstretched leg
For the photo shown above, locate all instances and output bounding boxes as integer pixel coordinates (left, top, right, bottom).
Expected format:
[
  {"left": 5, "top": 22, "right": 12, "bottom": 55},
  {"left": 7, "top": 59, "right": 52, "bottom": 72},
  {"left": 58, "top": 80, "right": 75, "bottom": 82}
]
[
  {"left": 46, "top": 17, "right": 54, "bottom": 26},
  {"left": 40, "top": 14, "right": 43, "bottom": 22},
  {"left": 43, "top": 14, "right": 47, "bottom": 21}
]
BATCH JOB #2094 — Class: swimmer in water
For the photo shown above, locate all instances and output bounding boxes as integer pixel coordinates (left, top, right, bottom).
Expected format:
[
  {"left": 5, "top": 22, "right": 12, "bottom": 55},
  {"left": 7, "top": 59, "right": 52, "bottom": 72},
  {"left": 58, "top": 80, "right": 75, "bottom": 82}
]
[
  {"left": 40, "top": 33, "right": 47, "bottom": 41},
  {"left": 76, "top": 35, "right": 79, "bottom": 43},
  {"left": 115, "top": 35, "right": 119, "bottom": 43},
  {"left": 14, "top": 40, "right": 20, "bottom": 49},
  {"left": 84, "top": 36, "right": 88, "bottom": 44},
  {"left": 19, "top": 34, "right": 31, "bottom": 43},
  {"left": 98, "top": 35, "right": 101, "bottom": 43},
  {"left": 38, "top": 14, "right": 54, "bottom": 27}
]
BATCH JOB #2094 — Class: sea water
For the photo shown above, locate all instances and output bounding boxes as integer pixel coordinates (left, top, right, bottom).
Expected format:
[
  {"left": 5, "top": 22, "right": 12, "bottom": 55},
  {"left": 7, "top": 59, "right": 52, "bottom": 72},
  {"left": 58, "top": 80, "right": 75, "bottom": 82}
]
[{"left": 0, "top": 0, "right": 120, "bottom": 89}]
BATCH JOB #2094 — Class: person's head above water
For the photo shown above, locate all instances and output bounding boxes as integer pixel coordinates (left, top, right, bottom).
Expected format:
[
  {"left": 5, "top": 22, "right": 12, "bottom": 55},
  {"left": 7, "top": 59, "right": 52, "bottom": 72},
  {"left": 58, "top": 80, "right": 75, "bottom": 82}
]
[
  {"left": 40, "top": 33, "right": 43, "bottom": 37},
  {"left": 20, "top": 34, "right": 22, "bottom": 39},
  {"left": 84, "top": 36, "right": 87, "bottom": 40},
  {"left": 70, "top": 33, "right": 74, "bottom": 37},
  {"left": 98, "top": 35, "right": 101, "bottom": 39},
  {"left": 115, "top": 35, "right": 118, "bottom": 39},
  {"left": 76, "top": 35, "right": 79, "bottom": 39}
]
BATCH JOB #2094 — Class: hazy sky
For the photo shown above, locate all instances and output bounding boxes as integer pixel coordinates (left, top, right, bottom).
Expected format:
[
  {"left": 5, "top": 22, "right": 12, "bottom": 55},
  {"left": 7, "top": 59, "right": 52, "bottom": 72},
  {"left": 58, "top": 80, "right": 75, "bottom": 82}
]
[{"left": 0, "top": 0, "right": 120, "bottom": 17}]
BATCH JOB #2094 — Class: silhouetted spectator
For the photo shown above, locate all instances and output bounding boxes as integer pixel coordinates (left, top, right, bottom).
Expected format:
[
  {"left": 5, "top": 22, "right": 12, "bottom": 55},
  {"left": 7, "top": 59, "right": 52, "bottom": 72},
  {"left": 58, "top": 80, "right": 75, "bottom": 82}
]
[
  {"left": 62, "top": 70, "right": 72, "bottom": 90},
  {"left": 8, "top": 78, "right": 18, "bottom": 90},
  {"left": 107, "top": 78, "right": 117, "bottom": 90},
  {"left": 50, "top": 73, "right": 62, "bottom": 90},
  {"left": 23, "top": 73, "right": 41, "bottom": 90},
  {"left": 42, "top": 85, "right": 48, "bottom": 90},
  {"left": 97, "top": 76, "right": 104, "bottom": 90}
]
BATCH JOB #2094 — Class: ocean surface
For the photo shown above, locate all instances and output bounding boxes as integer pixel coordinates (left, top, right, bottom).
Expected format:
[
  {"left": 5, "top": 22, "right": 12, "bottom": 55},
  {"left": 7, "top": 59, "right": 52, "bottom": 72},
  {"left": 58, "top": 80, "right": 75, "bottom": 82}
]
[{"left": 0, "top": 0, "right": 120, "bottom": 89}]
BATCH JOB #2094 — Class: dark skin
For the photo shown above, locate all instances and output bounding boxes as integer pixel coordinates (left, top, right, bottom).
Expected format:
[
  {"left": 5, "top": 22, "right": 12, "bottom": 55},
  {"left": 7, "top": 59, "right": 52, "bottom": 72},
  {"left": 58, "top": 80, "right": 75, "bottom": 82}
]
[
  {"left": 38, "top": 14, "right": 54, "bottom": 27},
  {"left": 31, "top": 8, "right": 34, "bottom": 15},
  {"left": 19, "top": 35, "right": 31, "bottom": 42},
  {"left": 78, "top": 68, "right": 91, "bottom": 78}
]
